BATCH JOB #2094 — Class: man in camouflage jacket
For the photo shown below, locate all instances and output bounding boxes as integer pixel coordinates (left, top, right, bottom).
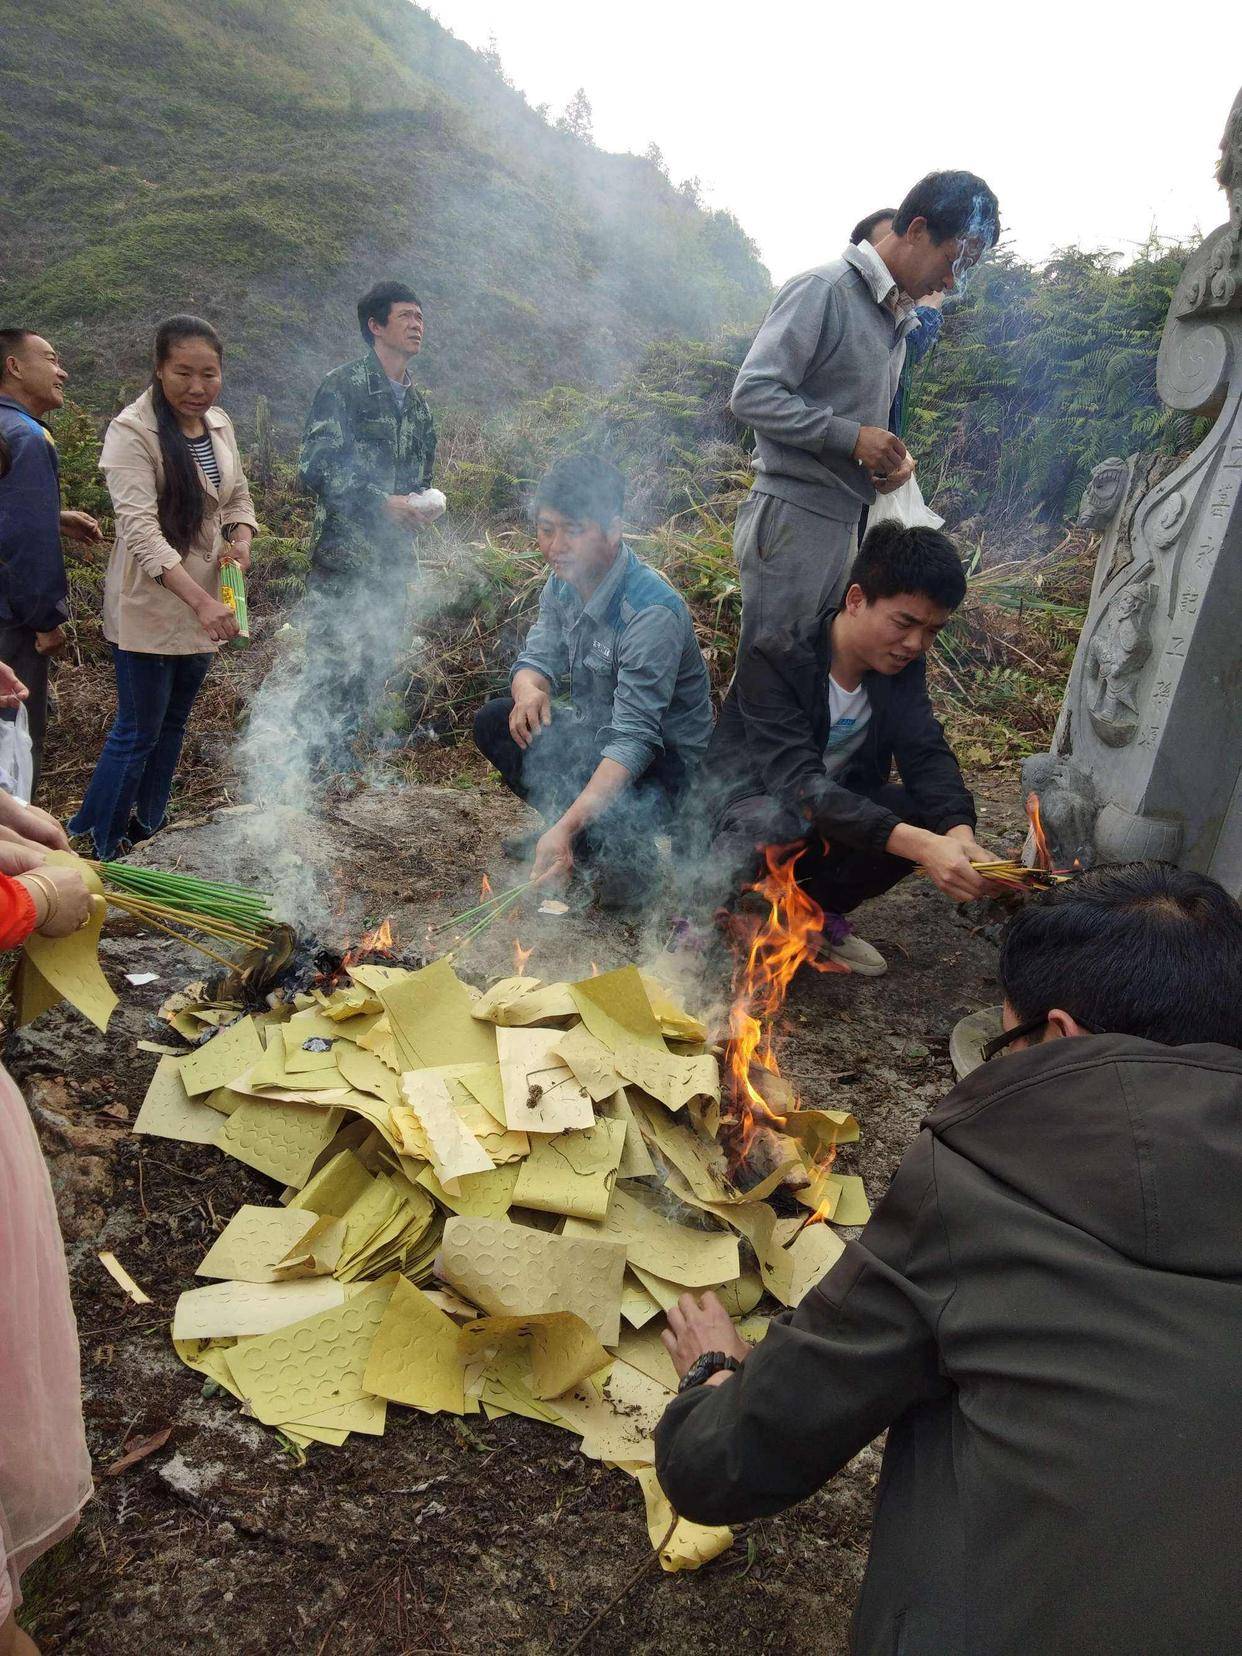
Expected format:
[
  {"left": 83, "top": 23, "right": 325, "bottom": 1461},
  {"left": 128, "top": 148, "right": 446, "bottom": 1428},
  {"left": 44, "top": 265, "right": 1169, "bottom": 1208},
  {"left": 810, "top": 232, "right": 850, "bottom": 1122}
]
[{"left": 297, "top": 280, "right": 437, "bottom": 771}]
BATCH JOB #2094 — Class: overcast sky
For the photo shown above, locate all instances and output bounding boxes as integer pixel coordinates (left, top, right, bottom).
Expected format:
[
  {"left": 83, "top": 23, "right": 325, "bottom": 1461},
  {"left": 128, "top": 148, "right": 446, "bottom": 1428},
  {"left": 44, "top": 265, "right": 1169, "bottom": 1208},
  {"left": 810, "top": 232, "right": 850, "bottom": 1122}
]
[{"left": 429, "top": 0, "right": 1240, "bottom": 282}]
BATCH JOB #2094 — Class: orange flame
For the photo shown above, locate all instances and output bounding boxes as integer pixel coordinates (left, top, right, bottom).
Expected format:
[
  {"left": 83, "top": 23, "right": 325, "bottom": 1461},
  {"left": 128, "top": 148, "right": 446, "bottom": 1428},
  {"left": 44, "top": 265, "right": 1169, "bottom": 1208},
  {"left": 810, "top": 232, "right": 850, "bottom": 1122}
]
[
  {"left": 480, "top": 873, "right": 494, "bottom": 901},
  {"left": 513, "top": 937, "right": 533, "bottom": 977},
  {"left": 341, "top": 917, "right": 396, "bottom": 969},
  {"left": 724, "top": 842, "right": 847, "bottom": 1164},
  {"left": 1026, "top": 791, "right": 1052, "bottom": 871}
]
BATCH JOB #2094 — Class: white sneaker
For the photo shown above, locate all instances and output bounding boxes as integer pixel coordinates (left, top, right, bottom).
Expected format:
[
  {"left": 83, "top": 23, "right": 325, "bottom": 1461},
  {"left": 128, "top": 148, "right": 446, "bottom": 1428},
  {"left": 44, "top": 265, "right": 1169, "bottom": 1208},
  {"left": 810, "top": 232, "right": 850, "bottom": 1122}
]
[{"left": 821, "top": 929, "right": 888, "bottom": 976}]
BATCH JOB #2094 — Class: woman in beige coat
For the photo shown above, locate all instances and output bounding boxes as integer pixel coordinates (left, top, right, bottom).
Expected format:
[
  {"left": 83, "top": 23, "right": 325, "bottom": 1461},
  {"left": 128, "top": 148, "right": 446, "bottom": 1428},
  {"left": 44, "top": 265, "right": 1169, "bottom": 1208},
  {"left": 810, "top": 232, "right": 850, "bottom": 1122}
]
[{"left": 69, "top": 316, "right": 257, "bottom": 858}]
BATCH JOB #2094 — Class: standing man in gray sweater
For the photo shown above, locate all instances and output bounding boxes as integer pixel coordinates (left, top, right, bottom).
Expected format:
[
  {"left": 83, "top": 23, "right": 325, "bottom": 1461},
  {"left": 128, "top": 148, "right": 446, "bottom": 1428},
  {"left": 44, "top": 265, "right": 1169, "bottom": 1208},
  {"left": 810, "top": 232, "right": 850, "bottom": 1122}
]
[{"left": 730, "top": 171, "right": 999, "bottom": 650}]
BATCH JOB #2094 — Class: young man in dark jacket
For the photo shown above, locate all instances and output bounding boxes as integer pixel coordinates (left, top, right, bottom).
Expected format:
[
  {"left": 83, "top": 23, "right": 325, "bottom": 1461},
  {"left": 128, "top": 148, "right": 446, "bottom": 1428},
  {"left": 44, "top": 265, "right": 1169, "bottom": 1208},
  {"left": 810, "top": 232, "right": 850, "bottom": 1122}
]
[
  {"left": 0, "top": 330, "right": 101, "bottom": 793},
  {"left": 655, "top": 861, "right": 1242, "bottom": 1656},
  {"left": 699, "top": 521, "right": 992, "bottom": 973}
]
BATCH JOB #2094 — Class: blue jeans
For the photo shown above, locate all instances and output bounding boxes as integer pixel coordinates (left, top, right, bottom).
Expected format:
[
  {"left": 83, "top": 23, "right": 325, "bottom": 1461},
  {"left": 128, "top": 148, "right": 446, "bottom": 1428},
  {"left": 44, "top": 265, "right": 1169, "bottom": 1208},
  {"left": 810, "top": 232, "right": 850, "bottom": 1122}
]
[{"left": 68, "top": 647, "right": 214, "bottom": 859}]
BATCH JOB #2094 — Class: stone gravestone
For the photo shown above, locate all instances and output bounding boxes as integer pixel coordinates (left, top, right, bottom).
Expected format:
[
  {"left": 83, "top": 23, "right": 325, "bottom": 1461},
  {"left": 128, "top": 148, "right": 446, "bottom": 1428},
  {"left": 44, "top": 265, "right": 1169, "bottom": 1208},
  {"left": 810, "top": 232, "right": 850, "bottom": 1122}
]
[{"left": 1023, "top": 83, "right": 1242, "bottom": 894}]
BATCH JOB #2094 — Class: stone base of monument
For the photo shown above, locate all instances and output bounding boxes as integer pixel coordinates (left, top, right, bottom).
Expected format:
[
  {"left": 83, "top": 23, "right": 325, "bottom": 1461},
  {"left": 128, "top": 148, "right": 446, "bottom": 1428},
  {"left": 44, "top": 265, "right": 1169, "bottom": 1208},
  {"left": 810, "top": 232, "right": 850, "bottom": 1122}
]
[{"left": 950, "top": 1004, "right": 1005, "bottom": 1080}]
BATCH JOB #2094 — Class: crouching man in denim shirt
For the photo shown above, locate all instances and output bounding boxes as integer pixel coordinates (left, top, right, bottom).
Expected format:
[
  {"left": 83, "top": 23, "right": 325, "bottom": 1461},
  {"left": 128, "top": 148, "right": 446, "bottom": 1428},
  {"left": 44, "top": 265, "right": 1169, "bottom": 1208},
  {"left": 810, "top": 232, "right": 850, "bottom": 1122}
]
[{"left": 473, "top": 454, "right": 713, "bottom": 905}]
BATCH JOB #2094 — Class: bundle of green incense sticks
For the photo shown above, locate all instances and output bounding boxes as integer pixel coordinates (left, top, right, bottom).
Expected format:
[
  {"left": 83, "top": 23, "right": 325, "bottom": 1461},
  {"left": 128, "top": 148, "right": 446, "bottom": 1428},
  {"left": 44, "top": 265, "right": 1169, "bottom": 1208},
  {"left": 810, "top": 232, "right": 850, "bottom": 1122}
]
[{"left": 220, "top": 562, "right": 249, "bottom": 646}]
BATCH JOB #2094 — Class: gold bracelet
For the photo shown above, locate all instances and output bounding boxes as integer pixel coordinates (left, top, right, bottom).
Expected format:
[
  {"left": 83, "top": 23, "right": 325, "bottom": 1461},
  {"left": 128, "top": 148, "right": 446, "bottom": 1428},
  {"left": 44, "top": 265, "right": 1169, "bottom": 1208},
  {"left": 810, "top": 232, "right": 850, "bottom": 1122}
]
[{"left": 22, "top": 871, "right": 59, "bottom": 926}]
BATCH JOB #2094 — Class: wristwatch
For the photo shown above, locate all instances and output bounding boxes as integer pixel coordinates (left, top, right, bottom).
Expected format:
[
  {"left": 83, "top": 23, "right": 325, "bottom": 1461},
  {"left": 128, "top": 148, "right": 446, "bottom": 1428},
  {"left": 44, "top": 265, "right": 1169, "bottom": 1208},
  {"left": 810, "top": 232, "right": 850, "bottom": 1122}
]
[{"left": 677, "top": 1351, "right": 743, "bottom": 1393}]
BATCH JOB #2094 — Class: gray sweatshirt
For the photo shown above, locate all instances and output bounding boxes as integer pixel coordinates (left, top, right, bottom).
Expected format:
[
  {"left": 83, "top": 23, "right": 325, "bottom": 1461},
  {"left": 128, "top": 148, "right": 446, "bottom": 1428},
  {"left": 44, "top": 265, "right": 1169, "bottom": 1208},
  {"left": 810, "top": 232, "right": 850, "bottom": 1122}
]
[{"left": 731, "top": 246, "right": 919, "bottom": 523}]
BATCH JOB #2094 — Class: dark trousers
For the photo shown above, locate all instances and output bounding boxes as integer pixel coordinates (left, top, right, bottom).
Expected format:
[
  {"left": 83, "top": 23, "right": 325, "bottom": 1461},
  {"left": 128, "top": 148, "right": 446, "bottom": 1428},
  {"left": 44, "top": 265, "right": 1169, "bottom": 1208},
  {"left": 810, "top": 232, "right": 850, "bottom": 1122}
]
[
  {"left": 473, "top": 696, "right": 686, "bottom": 866},
  {"left": 709, "top": 783, "right": 920, "bottom": 916},
  {"left": 0, "top": 623, "right": 50, "bottom": 798},
  {"left": 68, "top": 647, "right": 213, "bottom": 859}
]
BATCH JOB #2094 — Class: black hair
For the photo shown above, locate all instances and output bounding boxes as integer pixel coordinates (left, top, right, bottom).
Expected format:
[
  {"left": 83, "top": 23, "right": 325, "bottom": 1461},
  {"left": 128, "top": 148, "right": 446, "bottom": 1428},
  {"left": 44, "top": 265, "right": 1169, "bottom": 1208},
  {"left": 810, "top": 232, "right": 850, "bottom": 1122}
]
[
  {"left": 853, "top": 521, "right": 966, "bottom": 610},
  {"left": 0, "top": 328, "right": 37, "bottom": 384},
  {"left": 357, "top": 281, "right": 423, "bottom": 345},
  {"left": 893, "top": 170, "right": 1000, "bottom": 249},
  {"left": 998, "top": 861, "right": 1242, "bottom": 1048},
  {"left": 150, "top": 314, "right": 223, "bottom": 554},
  {"left": 532, "top": 453, "right": 625, "bottom": 529},
  {"left": 850, "top": 209, "right": 898, "bottom": 246}
]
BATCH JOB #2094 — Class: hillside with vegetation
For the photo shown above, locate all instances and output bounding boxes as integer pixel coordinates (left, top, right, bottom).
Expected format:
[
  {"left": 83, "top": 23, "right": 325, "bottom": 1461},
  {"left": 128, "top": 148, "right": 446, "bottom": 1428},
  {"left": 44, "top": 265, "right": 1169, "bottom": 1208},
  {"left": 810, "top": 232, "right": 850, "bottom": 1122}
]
[{"left": 1, "top": 0, "right": 769, "bottom": 424}]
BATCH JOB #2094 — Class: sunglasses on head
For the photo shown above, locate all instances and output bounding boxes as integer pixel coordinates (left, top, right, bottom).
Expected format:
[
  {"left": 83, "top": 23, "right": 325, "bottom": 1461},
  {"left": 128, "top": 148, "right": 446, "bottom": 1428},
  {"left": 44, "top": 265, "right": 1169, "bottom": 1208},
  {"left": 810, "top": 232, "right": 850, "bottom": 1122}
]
[{"left": 981, "top": 1012, "right": 1101, "bottom": 1063}]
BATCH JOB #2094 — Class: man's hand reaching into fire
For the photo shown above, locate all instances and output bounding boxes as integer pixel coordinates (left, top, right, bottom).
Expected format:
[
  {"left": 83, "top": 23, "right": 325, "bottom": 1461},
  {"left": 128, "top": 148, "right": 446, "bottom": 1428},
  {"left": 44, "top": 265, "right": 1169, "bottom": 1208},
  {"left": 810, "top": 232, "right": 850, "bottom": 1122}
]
[
  {"left": 531, "top": 820, "right": 575, "bottom": 887},
  {"left": 661, "top": 1291, "right": 750, "bottom": 1383}
]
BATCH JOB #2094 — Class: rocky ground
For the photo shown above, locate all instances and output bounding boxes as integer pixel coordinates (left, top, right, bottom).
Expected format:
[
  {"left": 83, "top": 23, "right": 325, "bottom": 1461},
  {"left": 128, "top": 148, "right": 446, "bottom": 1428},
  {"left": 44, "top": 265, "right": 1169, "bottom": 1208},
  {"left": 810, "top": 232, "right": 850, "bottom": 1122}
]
[{"left": 8, "top": 770, "right": 1025, "bottom": 1656}]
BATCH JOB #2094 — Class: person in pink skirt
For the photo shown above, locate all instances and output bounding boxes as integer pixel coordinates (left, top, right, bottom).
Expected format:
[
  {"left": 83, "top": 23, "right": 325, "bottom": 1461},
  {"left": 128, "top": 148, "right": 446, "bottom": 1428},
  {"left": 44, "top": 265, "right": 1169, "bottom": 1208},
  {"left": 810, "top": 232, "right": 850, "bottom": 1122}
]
[{"left": 0, "top": 727, "right": 95, "bottom": 1655}]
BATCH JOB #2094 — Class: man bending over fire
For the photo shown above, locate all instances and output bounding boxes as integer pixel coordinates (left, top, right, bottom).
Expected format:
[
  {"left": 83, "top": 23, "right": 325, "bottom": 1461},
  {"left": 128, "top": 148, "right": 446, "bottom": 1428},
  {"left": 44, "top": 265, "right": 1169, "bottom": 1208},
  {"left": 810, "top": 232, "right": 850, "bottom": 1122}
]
[
  {"left": 698, "top": 521, "right": 994, "bottom": 974},
  {"left": 473, "top": 454, "right": 712, "bottom": 904},
  {"left": 654, "top": 861, "right": 1242, "bottom": 1654}
]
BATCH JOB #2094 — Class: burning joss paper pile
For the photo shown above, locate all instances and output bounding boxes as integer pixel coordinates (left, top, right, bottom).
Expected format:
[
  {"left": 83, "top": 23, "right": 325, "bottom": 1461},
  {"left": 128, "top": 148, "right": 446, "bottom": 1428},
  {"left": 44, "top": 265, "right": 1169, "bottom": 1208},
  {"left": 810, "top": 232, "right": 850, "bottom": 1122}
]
[{"left": 135, "top": 949, "right": 868, "bottom": 1571}]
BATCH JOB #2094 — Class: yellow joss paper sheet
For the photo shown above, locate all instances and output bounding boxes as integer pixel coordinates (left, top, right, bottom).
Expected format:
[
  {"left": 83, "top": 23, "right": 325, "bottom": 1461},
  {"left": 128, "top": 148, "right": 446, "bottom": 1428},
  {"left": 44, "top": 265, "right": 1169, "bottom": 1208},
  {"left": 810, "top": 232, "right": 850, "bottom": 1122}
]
[
  {"left": 610, "top": 1045, "right": 720, "bottom": 1113},
  {"left": 362, "top": 1276, "right": 465, "bottom": 1414},
  {"left": 460, "top": 1311, "right": 609, "bottom": 1399},
  {"left": 172, "top": 1276, "right": 346, "bottom": 1340},
  {"left": 224, "top": 1277, "right": 395, "bottom": 1428},
  {"left": 179, "top": 1016, "right": 265, "bottom": 1097},
  {"left": 133, "top": 1056, "right": 223, "bottom": 1145},
  {"left": 796, "top": 1171, "right": 871, "bottom": 1226},
  {"left": 440, "top": 1216, "right": 626, "bottom": 1345},
  {"left": 495, "top": 1027, "right": 595, "bottom": 1134},
  {"left": 470, "top": 977, "right": 578, "bottom": 1026},
  {"left": 23, "top": 852, "right": 116, "bottom": 1032},
  {"left": 379, "top": 959, "right": 497, "bottom": 1069},
  {"left": 216, "top": 1099, "right": 344, "bottom": 1187},
  {"left": 552, "top": 1024, "right": 624, "bottom": 1102},
  {"left": 195, "top": 1205, "right": 320, "bottom": 1283},
  {"left": 398, "top": 1071, "right": 494, "bottom": 1191},
  {"left": 288, "top": 1148, "right": 374, "bottom": 1218},
  {"left": 627, "top": 1465, "right": 734, "bottom": 1573},
  {"left": 415, "top": 1161, "right": 519, "bottom": 1219},
  {"left": 637, "top": 975, "right": 708, "bottom": 1043},
  {"left": 569, "top": 965, "right": 666, "bottom": 1054},
  {"left": 511, "top": 1117, "right": 626, "bottom": 1222}
]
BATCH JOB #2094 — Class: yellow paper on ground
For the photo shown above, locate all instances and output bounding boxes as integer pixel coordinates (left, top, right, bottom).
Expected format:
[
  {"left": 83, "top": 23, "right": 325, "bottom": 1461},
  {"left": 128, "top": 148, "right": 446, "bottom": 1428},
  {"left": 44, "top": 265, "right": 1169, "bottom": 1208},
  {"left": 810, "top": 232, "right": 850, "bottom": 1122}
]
[
  {"left": 379, "top": 959, "right": 497, "bottom": 1069},
  {"left": 461, "top": 1311, "right": 609, "bottom": 1399},
  {"left": 447, "top": 1081, "right": 529, "bottom": 1162},
  {"left": 569, "top": 965, "right": 666, "bottom": 1054},
  {"left": 780, "top": 1108, "right": 860, "bottom": 1156},
  {"left": 247, "top": 1039, "right": 344, "bottom": 1093},
  {"left": 477, "top": 1344, "right": 568, "bottom": 1426},
  {"left": 173, "top": 1336, "right": 245, "bottom": 1402},
  {"left": 288, "top": 1149, "right": 374, "bottom": 1218},
  {"left": 178, "top": 1016, "right": 265, "bottom": 1096},
  {"left": 765, "top": 1216, "right": 845, "bottom": 1306},
  {"left": 627, "top": 1264, "right": 681, "bottom": 1312},
  {"left": 552, "top": 1025, "right": 624, "bottom": 1102},
  {"left": 470, "top": 977, "right": 578, "bottom": 1026},
  {"left": 614, "top": 1322, "right": 680, "bottom": 1390},
  {"left": 272, "top": 1214, "right": 347, "bottom": 1278},
  {"left": 441, "top": 1216, "right": 626, "bottom": 1345},
  {"left": 629, "top": 1466, "right": 734, "bottom": 1573},
  {"left": 797, "top": 1172, "right": 871, "bottom": 1226},
  {"left": 455, "top": 1063, "right": 507, "bottom": 1130},
  {"left": 362, "top": 1276, "right": 465, "bottom": 1414},
  {"left": 224, "top": 1276, "right": 395, "bottom": 1426},
  {"left": 398, "top": 1071, "right": 494, "bottom": 1192},
  {"left": 610, "top": 1046, "right": 719, "bottom": 1113},
  {"left": 23, "top": 853, "right": 115, "bottom": 1031},
  {"left": 598, "top": 1089, "right": 657, "bottom": 1181},
  {"left": 638, "top": 975, "right": 709, "bottom": 1043},
  {"left": 196, "top": 1205, "right": 320, "bottom": 1283},
  {"left": 496, "top": 1027, "right": 595, "bottom": 1134},
  {"left": 629, "top": 1098, "right": 733, "bottom": 1203},
  {"left": 216, "top": 1099, "right": 344, "bottom": 1187},
  {"left": 511, "top": 1117, "right": 626, "bottom": 1221},
  {"left": 172, "top": 1276, "right": 346, "bottom": 1340},
  {"left": 556, "top": 1360, "right": 670, "bottom": 1463},
  {"left": 335, "top": 1043, "right": 401, "bottom": 1109},
  {"left": 283, "top": 1043, "right": 340, "bottom": 1075},
  {"left": 573, "top": 1186, "right": 739, "bottom": 1287},
  {"left": 621, "top": 1272, "right": 664, "bottom": 1328},
  {"left": 201, "top": 1085, "right": 245, "bottom": 1116},
  {"left": 133, "top": 1056, "right": 223, "bottom": 1145},
  {"left": 416, "top": 1161, "right": 519, "bottom": 1219},
  {"left": 357, "top": 1015, "right": 401, "bottom": 1073}
]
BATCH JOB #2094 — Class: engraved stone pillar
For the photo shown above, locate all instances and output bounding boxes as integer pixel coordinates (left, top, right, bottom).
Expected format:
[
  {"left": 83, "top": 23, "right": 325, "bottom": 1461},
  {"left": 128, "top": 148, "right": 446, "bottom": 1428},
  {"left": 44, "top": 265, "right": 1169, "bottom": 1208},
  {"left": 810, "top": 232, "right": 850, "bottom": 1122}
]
[{"left": 1024, "top": 85, "right": 1242, "bottom": 894}]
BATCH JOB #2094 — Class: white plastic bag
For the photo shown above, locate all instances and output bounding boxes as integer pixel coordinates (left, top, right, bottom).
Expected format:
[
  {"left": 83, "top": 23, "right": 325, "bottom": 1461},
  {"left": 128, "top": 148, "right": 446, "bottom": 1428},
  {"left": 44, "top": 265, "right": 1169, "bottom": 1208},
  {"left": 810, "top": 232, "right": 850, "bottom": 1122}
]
[
  {"left": 867, "top": 474, "right": 944, "bottom": 531},
  {"left": 0, "top": 704, "right": 34, "bottom": 803},
  {"left": 405, "top": 487, "right": 447, "bottom": 527}
]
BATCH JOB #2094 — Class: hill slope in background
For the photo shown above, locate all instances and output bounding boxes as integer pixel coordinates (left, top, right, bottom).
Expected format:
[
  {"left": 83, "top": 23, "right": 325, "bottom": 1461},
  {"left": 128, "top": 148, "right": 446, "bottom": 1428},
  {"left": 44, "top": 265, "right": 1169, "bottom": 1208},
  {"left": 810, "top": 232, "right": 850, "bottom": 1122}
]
[{"left": 1, "top": 0, "right": 770, "bottom": 425}]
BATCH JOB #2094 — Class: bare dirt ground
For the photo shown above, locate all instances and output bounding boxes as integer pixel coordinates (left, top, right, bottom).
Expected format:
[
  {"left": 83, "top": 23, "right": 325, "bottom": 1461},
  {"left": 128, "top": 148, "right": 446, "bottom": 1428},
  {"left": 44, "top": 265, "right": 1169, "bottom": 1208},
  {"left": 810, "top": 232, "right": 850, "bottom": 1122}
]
[{"left": 7, "top": 764, "right": 1025, "bottom": 1656}]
